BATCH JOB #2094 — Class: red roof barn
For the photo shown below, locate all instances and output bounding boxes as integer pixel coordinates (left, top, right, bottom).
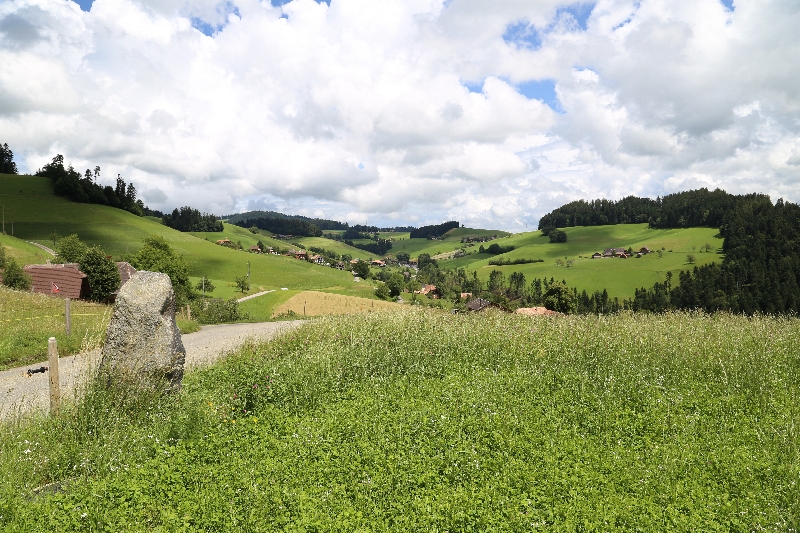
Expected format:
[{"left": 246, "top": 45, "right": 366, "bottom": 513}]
[{"left": 24, "top": 263, "right": 89, "bottom": 299}]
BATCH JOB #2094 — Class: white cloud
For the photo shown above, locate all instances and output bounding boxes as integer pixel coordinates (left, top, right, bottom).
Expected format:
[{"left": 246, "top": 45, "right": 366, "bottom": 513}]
[{"left": 0, "top": 0, "right": 799, "bottom": 230}]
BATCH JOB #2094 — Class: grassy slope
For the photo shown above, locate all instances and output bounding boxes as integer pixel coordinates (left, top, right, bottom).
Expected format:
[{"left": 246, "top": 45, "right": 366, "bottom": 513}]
[
  {"left": 0, "top": 175, "right": 374, "bottom": 301},
  {"left": 2, "top": 312, "right": 797, "bottom": 529},
  {"left": 290, "top": 236, "right": 368, "bottom": 259},
  {"left": 441, "top": 225, "right": 722, "bottom": 299},
  {"left": 0, "top": 234, "right": 50, "bottom": 265},
  {"left": 0, "top": 286, "right": 110, "bottom": 369}
]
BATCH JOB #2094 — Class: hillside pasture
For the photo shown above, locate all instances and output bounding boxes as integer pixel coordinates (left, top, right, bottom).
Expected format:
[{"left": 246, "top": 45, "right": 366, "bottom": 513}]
[
  {"left": 0, "top": 175, "right": 367, "bottom": 299},
  {"left": 454, "top": 225, "right": 721, "bottom": 299},
  {"left": 0, "top": 235, "right": 51, "bottom": 265},
  {"left": 1, "top": 311, "right": 797, "bottom": 529}
]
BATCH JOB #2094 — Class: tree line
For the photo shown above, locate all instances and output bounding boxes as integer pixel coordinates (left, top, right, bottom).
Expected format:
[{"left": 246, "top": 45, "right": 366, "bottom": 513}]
[
  {"left": 410, "top": 221, "right": 460, "bottom": 239},
  {"left": 36, "top": 155, "right": 146, "bottom": 216},
  {"left": 233, "top": 217, "right": 323, "bottom": 237},
  {"left": 1, "top": 143, "right": 18, "bottom": 174},
  {"left": 162, "top": 207, "right": 223, "bottom": 232},
  {"left": 630, "top": 196, "right": 800, "bottom": 314},
  {"left": 537, "top": 188, "right": 767, "bottom": 230}
]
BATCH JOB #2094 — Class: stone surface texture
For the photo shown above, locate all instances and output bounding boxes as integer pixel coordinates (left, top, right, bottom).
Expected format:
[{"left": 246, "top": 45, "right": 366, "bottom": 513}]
[{"left": 99, "top": 271, "right": 185, "bottom": 391}]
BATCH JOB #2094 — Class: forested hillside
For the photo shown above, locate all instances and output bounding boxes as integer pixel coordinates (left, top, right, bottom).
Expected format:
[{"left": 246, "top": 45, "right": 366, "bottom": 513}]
[{"left": 538, "top": 188, "right": 768, "bottom": 230}]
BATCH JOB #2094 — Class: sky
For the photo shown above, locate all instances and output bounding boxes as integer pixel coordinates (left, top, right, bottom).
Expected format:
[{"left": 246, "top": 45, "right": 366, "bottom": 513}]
[{"left": 1, "top": 0, "right": 799, "bottom": 230}]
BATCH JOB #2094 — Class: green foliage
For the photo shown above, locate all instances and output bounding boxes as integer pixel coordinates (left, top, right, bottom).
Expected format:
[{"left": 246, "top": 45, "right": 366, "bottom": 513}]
[
  {"left": 189, "top": 298, "right": 248, "bottom": 324},
  {"left": 0, "top": 243, "right": 5, "bottom": 269},
  {"left": 544, "top": 280, "right": 576, "bottom": 313},
  {"left": 548, "top": 229, "right": 567, "bottom": 243},
  {"left": 417, "top": 252, "right": 437, "bottom": 269},
  {"left": 162, "top": 206, "right": 223, "bottom": 232},
  {"left": 55, "top": 234, "right": 89, "bottom": 263},
  {"left": 129, "top": 235, "right": 193, "bottom": 304},
  {"left": 80, "top": 246, "right": 120, "bottom": 302},
  {"left": 396, "top": 251, "right": 410, "bottom": 262},
  {"left": 686, "top": 253, "right": 696, "bottom": 264},
  {"left": 194, "top": 276, "right": 215, "bottom": 294},
  {"left": 2, "top": 312, "right": 799, "bottom": 529},
  {"left": 352, "top": 259, "right": 370, "bottom": 279},
  {"left": 36, "top": 155, "right": 144, "bottom": 215},
  {"left": 374, "top": 282, "right": 390, "bottom": 300},
  {"left": 235, "top": 275, "right": 250, "bottom": 293},
  {"left": 0, "top": 142, "right": 18, "bottom": 174},
  {"left": 1, "top": 258, "right": 31, "bottom": 291}
]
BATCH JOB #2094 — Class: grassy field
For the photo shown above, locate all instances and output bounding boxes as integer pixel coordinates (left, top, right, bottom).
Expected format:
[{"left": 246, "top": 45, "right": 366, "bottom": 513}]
[
  {"left": 271, "top": 290, "right": 401, "bottom": 317},
  {"left": 0, "top": 174, "right": 375, "bottom": 301},
  {"left": 0, "top": 310, "right": 797, "bottom": 530},
  {"left": 0, "top": 234, "right": 52, "bottom": 265},
  {"left": 0, "top": 287, "right": 110, "bottom": 369},
  {"left": 443, "top": 225, "right": 722, "bottom": 299}
]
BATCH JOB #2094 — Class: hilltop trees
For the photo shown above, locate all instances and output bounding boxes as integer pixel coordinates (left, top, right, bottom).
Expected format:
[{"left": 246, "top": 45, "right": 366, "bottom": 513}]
[
  {"left": 162, "top": 207, "right": 223, "bottom": 232},
  {"left": 36, "top": 155, "right": 144, "bottom": 216},
  {"left": 0, "top": 143, "right": 18, "bottom": 174}
]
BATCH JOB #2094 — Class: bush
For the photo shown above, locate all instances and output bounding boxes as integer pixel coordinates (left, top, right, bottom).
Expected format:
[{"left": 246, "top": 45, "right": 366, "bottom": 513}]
[
  {"left": 353, "top": 260, "right": 370, "bottom": 279},
  {"left": 56, "top": 234, "right": 89, "bottom": 263},
  {"left": 375, "top": 282, "right": 391, "bottom": 300},
  {"left": 0, "top": 244, "right": 5, "bottom": 269},
  {"left": 80, "top": 246, "right": 120, "bottom": 301},
  {"left": 190, "top": 298, "right": 248, "bottom": 324},
  {"left": 1, "top": 258, "right": 31, "bottom": 291},
  {"left": 549, "top": 229, "right": 567, "bottom": 243},
  {"left": 129, "top": 236, "right": 193, "bottom": 304}
]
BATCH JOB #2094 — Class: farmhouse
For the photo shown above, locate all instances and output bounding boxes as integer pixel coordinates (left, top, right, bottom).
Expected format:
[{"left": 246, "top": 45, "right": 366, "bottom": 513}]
[
  {"left": 603, "top": 247, "right": 626, "bottom": 256},
  {"left": 639, "top": 246, "right": 652, "bottom": 254},
  {"left": 370, "top": 259, "right": 386, "bottom": 267},
  {"left": 415, "top": 284, "right": 439, "bottom": 298},
  {"left": 215, "top": 238, "right": 232, "bottom": 245},
  {"left": 249, "top": 246, "right": 261, "bottom": 253},
  {"left": 592, "top": 252, "right": 602, "bottom": 259}
]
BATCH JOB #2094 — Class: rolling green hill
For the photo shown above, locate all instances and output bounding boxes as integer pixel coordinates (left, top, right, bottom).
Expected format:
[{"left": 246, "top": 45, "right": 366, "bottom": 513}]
[
  {"left": 439, "top": 224, "right": 721, "bottom": 299},
  {"left": 0, "top": 174, "right": 374, "bottom": 300}
]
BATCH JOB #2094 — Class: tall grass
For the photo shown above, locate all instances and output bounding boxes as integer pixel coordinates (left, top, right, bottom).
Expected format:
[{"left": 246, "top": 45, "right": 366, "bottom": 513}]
[
  {"left": 0, "top": 286, "right": 110, "bottom": 369},
  {"left": 1, "top": 310, "right": 798, "bottom": 530}
]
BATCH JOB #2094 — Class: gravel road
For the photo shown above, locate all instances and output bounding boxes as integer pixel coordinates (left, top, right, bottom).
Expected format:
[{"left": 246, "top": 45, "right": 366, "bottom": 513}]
[{"left": 0, "top": 320, "right": 303, "bottom": 422}]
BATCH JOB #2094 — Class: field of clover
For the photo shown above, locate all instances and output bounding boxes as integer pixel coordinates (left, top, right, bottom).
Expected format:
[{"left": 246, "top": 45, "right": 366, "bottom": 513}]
[{"left": 1, "top": 309, "right": 798, "bottom": 531}]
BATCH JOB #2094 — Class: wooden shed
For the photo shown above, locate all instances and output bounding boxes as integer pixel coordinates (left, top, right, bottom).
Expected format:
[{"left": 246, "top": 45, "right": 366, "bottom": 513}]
[{"left": 23, "top": 263, "right": 89, "bottom": 299}]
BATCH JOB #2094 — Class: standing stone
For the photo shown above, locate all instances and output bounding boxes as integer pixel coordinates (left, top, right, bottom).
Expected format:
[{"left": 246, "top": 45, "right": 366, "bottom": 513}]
[{"left": 99, "top": 271, "right": 185, "bottom": 392}]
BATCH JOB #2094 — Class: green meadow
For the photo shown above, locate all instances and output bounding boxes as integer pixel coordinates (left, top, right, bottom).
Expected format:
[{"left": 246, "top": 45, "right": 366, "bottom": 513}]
[
  {"left": 445, "top": 225, "right": 722, "bottom": 299},
  {"left": 0, "top": 175, "right": 374, "bottom": 301},
  {"left": 1, "top": 311, "right": 797, "bottom": 530}
]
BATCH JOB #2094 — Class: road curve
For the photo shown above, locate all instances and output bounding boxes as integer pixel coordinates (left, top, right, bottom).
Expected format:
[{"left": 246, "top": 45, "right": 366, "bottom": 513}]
[{"left": 0, "top": 320, "right": 303, "bottom": 422}]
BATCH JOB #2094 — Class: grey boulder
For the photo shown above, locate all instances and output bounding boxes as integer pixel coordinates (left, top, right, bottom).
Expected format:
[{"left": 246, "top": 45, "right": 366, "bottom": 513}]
[{"left": 99, "top": 271, "right": 185, "bottom": 391}]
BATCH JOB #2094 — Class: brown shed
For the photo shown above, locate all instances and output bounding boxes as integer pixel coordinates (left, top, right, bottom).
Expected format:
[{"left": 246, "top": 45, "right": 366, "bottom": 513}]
[{"left": 23, "top": 263, "right": 89, "bottom": 299}]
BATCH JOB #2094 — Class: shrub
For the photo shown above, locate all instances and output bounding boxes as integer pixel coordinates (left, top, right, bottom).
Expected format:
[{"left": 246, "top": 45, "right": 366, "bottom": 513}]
[
  {"left": 374, "top": 282, "right": 391, "bottom": 300},
  {"left": 56, "top": 234, "right": 89, "bottom": 263},
  {"left": 0, "top": 244, "right": 5, "bottom": 269},
  {"left": 80, "top": 246, "right": 120, "bottom": 302},
  {"left": 129, "top": 236, "right": 193, "bottom": 304},
  {"left": 1, "top": 258, "right": 31, "bottom": 291},
  {"left": 549, "top": 229, "right": 567, "bottom": 243},
  {"left": 190, "top": 298, "right": 248, "bottom": 324}
]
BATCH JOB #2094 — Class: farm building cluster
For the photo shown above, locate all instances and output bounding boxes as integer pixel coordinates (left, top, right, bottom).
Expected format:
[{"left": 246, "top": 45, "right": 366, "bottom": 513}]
[{"left": 591, "top": 246, "right": 652, "bottom": 259}]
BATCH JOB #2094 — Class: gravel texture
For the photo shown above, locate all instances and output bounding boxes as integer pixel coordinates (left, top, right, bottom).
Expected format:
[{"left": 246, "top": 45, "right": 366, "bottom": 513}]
[{"left": 0, "top": 320, "right": 302, "bottom": 422}]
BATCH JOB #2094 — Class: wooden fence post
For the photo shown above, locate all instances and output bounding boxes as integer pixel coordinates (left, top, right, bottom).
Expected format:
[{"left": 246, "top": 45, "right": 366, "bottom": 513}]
[
  {"left": 65, "top": 298, "right": 71, "bottom": 335},
  {"left": 186, "top": 305, "right": 191, "bottom": 321},
  {"left": 48, "top": 337, "right": 60, "bottom": 415}
]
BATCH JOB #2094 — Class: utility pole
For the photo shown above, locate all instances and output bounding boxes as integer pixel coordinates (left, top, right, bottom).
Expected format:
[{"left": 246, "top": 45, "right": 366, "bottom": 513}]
[
  {"left": 247, "top": 261, "right": 250, "bottom": 281},
  {"left": 2, "top": 205, "right": 4, "bottom": 235}
]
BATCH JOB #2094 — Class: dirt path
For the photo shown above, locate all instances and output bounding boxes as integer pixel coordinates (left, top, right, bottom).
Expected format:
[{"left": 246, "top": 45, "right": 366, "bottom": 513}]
[
  {"left": 237, "top": 289, "right": 275, "bottom": 303},
  {"left": 28, "top": 241, "right": 56, "bottom": 257},
  {"left": 0, "top": 320, "right": 303, "bottom": 422}
]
